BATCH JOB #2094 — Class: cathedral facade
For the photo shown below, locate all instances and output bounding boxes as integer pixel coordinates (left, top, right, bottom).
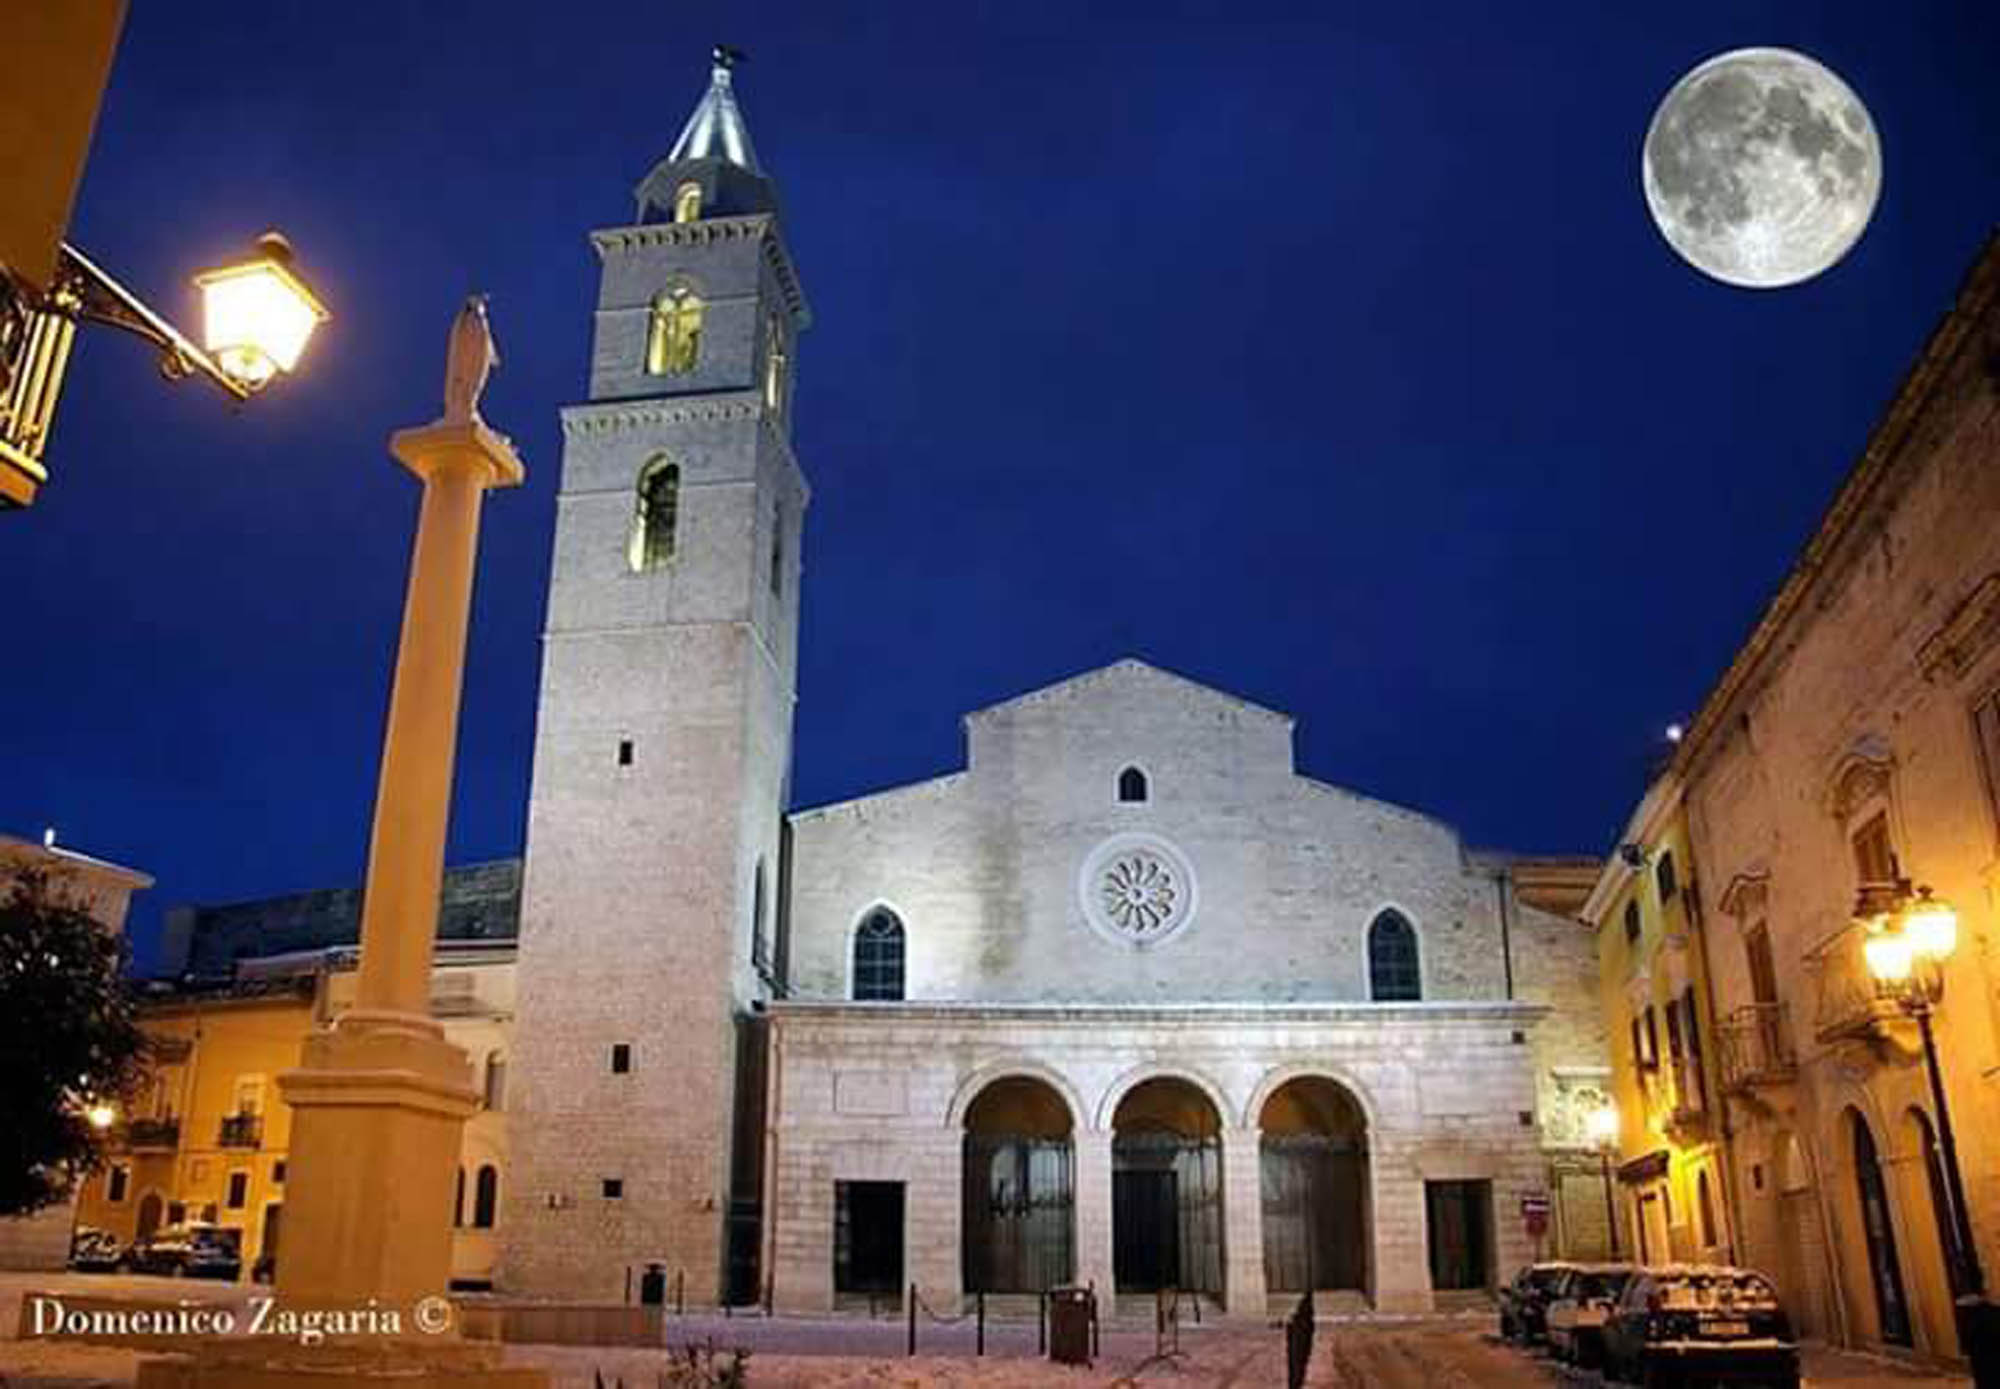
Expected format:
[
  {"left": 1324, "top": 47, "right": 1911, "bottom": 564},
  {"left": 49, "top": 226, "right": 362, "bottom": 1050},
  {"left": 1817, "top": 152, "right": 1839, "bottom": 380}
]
[{"left": 501, "top": 56, "right": 1610, "bottom": 1316}]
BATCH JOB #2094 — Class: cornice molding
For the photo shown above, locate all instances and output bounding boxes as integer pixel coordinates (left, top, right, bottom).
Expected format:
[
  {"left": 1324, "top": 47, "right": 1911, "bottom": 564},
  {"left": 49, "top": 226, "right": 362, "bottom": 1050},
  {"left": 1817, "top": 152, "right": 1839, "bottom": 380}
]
[{"left": 589, "top": 214, "right": 812, "bottom": 328}]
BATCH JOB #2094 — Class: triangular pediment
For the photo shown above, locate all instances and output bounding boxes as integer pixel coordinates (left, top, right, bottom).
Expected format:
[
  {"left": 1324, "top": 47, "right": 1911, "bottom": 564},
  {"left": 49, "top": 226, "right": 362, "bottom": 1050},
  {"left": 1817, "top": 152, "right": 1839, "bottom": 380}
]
[{"left": 962, "top": 658, "right": 1293, "bottom": 728}]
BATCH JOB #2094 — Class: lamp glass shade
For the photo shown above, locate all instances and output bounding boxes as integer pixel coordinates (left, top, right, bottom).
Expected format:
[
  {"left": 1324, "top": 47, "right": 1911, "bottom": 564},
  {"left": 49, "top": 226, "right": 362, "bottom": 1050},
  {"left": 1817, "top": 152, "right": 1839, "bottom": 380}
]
[
  {"left": 193, "top": 251, "right": 327, "bottom": 387},
  {"left": 85, "top": 1103, "right": 116, "bottom": 1130},
  {"left": 1903, "top": 896, "right": 1958, "bottom": 960},
  {"left": 1863, "top": 929, "right": 1913, "bottom": 985},
  {"left": 1585, "top": 1104, "right": 1619, "bottom": 1148}
]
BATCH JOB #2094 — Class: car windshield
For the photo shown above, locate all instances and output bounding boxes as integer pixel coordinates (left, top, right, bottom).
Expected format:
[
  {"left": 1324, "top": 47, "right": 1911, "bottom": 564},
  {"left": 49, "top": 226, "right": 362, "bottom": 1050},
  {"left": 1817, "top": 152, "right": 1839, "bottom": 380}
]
[
  {"left": 1579, "top": 1271, "right": 1631, "bottom": 1299},
  {"left": 1530, "top": 1268, "right": 1570, "bottom": 1291}
]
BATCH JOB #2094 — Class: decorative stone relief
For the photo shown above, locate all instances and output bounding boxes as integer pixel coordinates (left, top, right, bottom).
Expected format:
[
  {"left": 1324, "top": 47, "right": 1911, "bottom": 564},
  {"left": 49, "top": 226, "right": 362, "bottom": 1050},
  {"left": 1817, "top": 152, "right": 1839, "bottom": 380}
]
[
  {"left": 1544, "top": 1070, "right": 1614, "bottom": 1149},
  {"left": 1078, "top": 832, "right": 1199, "bottom": 947}
]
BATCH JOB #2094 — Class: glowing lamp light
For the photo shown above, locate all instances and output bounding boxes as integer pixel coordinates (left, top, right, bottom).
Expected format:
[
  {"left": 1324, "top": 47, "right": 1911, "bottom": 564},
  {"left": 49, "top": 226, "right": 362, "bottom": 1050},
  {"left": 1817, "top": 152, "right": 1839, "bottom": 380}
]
[
  {"left": 1902, "top": 891, "right": 1958, "bottom": 961},
  {"left": 85, "top": 1103, "right": 117, "bottom": 1131},
  {"left": 1864, "top": 929, "right": 1913, "bottom": 986},
  {"left": 1586, "top": 1103, "right": 1619, "bottom": 1149},
  {"left": 192, "top": 232, "right": 328, "bottom": 390},
  {"left": 1665, "top": 723, "right": 1685, "bottom": 744}
]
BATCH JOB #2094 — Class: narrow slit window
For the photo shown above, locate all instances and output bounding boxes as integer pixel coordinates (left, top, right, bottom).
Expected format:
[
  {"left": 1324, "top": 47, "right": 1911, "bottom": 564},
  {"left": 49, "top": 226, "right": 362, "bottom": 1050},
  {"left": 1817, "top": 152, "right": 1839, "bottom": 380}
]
[
  {"left": 1117, "top": 766, "right": 1148, "bottom": 803},
  {"left": 611, "top": 1042, "right": 632, "bottom": 1074}
]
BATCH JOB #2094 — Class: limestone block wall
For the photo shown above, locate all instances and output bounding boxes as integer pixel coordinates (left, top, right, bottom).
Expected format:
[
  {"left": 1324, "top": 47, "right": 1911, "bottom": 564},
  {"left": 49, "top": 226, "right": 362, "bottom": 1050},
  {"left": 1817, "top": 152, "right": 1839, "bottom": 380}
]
[
  {"left": 785, "top": 661, "right": 1519, "bottom": 1007},
  {"left": 763, "top": 1001, "right": 1553, "bottom": 1318},
  {"left": 1679, "top": 244, "right": 2000, "bottom": 1357}
]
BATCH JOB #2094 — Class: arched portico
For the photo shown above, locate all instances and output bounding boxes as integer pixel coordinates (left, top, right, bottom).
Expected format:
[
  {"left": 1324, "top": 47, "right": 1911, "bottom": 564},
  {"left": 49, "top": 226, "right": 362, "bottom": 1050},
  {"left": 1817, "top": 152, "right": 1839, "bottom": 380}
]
[
  {"left": 1259, "top": 1075, "right": 1370, "bottom": 1295},
  {"left": 1110, "top": 1077, "right": 1224, "bottom": 1295},
  {"left": 962, "top": 1075, "right": 1076, "bottom": 1293}
]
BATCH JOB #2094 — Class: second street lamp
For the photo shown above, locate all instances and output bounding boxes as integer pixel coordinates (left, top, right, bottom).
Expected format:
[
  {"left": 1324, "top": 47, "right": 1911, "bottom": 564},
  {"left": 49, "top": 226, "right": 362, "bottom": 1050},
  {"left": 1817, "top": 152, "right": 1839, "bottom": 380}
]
[
  {"left": 1859, "top": 880, "right": 1998, "bottom": 1384},
  {"left": 1588, "top": 1102, "right": 1621, "bottom": 1258}
]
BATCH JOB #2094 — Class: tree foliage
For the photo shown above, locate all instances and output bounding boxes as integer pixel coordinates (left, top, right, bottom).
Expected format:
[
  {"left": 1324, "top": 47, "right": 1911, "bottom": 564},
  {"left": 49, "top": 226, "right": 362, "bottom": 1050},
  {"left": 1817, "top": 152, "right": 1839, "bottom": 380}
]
[{"left": 0, "top": 871, "right": 147, "bottom": 1216}]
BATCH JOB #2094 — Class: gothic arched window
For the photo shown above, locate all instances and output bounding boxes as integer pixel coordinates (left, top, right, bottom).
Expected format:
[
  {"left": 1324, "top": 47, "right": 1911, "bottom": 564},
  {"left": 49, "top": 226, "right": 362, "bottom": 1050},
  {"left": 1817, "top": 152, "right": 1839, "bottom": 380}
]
[
  {"left": 1117, "top": 767, "right": 1148, "bottom": 803},
  {"left": 472, "top": 1164, "right": 498, "bottom": 1229},
  {"left": 852, "top": 908, "right": 905, "bottom": 1002},
  {"left": 1367, "top": 910, "right": 1421, "bottom": 1001},
  {"left": 647, "top": 285, "right": 703, "bottom": 376},
  {"left": 672, "top": 181, "right": 702, "bottom": 224},
  {"left": 629, "top": 457, "right": 680, "bottom": 572}
]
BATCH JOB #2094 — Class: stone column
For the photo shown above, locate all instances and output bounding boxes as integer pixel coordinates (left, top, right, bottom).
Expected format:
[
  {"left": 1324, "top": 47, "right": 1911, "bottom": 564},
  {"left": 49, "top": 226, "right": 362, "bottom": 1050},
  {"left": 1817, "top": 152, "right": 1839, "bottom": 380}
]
[
  {"left": 137, "top": 325, "right": 534, "bottom": 1389},
  {"left": 1074, "top": 1130, "right": 1115, "bottom": 1315},
  {"left": 1372, "top": 1160, "right": 1432, "bottom": 1313},
  {"left": 274, "top": 419, "right": 524, "bottom": 1313},
  {"left": 1221, "top": 1127, "right": 1266, "bottom": 1317}
]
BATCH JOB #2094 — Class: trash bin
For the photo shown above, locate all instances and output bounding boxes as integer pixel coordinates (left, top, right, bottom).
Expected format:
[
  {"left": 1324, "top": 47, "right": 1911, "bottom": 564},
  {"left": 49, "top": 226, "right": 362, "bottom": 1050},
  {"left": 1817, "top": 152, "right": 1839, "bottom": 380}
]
[
  {"left": 639, "top": 1262, "right": 666, "bottom": 1306},
  {"left": 1049, "top": 1286, "right": 1094, "bottom": 1366}
]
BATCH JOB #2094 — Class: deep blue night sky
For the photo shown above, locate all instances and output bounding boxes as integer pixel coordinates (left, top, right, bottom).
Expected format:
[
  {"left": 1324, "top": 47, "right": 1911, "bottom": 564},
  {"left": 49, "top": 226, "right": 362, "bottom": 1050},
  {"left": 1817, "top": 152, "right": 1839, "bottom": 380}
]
[{"left": 8, "top": 3, "right": 1999, "bottom": 970}]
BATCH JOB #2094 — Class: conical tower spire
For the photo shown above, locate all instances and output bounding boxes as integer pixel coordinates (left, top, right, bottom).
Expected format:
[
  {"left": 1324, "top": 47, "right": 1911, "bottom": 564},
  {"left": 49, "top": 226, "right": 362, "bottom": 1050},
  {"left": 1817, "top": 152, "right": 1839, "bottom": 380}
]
[
  {"left": 635, "top": 45, "right": 780, "bottom": 224},
  {"left": 667, "top": 46, "right": 762, "bottom": 173}
]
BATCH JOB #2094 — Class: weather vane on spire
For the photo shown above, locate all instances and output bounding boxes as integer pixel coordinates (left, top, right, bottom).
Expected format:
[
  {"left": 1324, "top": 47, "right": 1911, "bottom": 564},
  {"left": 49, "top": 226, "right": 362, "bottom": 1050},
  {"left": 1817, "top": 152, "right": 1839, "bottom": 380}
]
[{"left": 713, "top": 44, "right": 747, "bottom": 71}]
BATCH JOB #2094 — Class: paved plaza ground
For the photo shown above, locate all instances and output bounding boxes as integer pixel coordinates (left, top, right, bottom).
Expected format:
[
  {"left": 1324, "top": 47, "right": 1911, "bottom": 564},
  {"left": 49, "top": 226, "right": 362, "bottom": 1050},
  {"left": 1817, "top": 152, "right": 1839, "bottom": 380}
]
[{"left": 0, "top": 1273, "right": 1971, "bottom": 1388}]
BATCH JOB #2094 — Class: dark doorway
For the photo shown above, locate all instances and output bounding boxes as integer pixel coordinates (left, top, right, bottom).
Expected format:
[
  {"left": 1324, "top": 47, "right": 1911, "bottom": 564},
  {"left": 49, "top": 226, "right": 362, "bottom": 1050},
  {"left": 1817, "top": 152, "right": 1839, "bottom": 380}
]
[
  {"left": 1850, "top": 1110, "right": 1912, "bottom": 1346},
  {"left": 834, "top": 1181, "right": 904, "bottom": 1295},
  {"left": 1110, "top": 1079, "right": 1224, "bottom": 1294},
  {"left": 1425, "top": 1180, "right": 1492, "bottom": 1292},
  {"left": 260, "top": 1203, "right": 282, "bottom": 1268},
  {"left": 135, "top": 1192, "right": 164, "bottom": 1241},
  {"left": 1260, "top": 1077, "right": 1369, "bottom": 1293},
  {"left": 1114, "top": 1168, "right": 1181, "bottom": 1290}
]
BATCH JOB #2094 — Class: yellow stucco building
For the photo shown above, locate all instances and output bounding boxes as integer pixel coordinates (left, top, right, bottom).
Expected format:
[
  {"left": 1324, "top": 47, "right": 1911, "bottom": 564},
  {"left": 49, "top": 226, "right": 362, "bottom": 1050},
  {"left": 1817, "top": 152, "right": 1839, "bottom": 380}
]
[
  {"left": 74, "top": 942, "right": 514, "bottom": 1287},
  {"left": 1583, "top": 773, "right": 1734, "bottom": 1271}
]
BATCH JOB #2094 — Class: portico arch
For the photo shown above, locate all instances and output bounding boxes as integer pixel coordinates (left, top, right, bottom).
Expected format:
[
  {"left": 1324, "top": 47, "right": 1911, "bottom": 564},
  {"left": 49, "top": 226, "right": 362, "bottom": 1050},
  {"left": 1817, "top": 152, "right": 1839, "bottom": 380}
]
[
  {"left": 1258, "top": 1075, "right": 1370, "bottom": 1294},
  {"left": 1110, "top": 1077, "right": 1224, "bottom": 1295},
  {"left": 962, "top": 1075, "right": 1075, "bottom": 1293}
]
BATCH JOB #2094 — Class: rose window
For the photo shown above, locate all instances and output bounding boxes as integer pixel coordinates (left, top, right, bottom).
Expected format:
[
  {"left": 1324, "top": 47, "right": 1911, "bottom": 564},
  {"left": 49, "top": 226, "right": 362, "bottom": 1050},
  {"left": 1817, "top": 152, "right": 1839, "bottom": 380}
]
[{"left": 1101, "top": 853, "right": 1179, "bottom": 934}]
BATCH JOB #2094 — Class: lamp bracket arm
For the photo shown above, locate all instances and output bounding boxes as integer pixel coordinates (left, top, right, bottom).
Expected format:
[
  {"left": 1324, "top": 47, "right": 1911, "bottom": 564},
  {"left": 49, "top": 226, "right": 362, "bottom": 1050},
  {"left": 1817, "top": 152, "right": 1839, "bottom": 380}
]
[{"left": 53, "top": 242, "right": 250, "bottom": 402}]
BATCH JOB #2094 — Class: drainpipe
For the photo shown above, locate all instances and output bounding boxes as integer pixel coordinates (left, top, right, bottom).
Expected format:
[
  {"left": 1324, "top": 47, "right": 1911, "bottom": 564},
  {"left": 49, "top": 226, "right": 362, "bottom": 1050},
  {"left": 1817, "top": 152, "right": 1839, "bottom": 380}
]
[{"left": 1494, "top": 872, "right": 1515, "bottom": 1001}]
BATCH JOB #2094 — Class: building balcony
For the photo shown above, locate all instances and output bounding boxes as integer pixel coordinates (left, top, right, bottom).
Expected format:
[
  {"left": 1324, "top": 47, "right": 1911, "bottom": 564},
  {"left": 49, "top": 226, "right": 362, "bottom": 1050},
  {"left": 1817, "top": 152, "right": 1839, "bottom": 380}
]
[
  {"left": 146, "top": 1036, "right": 193, "bottom": 1064},
  {"left": 123, "top": 1117, "right": 180, "bottom": 1151},
  {"left": 1812, "top": 924, "right": 1901, "bottom": 1044},
  {"left": 1660, "top": 1060, "right": 1710, "bottom": 1137},
  {"left": 217, "top": 1113, "right": 262, "bottom": 1148},
  {"left": 1717, "top": 1003, "right": 1797, "bottom": 1094}
]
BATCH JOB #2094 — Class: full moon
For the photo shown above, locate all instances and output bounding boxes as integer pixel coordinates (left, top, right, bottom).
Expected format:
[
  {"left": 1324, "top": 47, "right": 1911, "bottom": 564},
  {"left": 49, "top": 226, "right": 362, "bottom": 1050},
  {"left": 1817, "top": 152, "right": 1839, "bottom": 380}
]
[{"left": 1643, "top": 48, "right": 1881, "bottom": 288}]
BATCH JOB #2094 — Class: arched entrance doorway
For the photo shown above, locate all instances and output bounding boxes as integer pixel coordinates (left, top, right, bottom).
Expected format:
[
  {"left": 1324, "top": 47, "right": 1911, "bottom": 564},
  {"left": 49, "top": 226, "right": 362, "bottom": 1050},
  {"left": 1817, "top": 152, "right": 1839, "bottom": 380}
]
[
  {"left": 962, "top": 1076, "right": 1075, "bottom": 1293},
  {"left": 1259, "top": 1076, "right": 1368, "bottom": 1294},
  {"left": 1849, "top": 1108, "right": 1913, "bottom": 1347},
  {"left": 1111, "top": 1078, "right": 1223, "bottom": 1294}
]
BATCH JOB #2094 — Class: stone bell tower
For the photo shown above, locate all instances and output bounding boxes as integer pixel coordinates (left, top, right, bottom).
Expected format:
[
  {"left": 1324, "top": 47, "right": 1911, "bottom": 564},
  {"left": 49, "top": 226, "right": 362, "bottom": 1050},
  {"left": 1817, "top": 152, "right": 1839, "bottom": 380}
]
[{"left": 503, "top": 48, "right": 807, "bottom": 1302}]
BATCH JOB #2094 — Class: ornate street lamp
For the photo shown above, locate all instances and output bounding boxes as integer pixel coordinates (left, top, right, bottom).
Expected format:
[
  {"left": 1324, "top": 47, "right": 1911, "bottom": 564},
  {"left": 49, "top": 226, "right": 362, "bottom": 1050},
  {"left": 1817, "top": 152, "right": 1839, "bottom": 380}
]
[
  {"left": 1859, "top": 879, "right": 1997, "bottom": 1381},
  {"left": 1588, "top": 1101, "right": 1621, "bottom": 1258},
  {"left": 0, "top": 232, "right": 327, "bottom": 508}
]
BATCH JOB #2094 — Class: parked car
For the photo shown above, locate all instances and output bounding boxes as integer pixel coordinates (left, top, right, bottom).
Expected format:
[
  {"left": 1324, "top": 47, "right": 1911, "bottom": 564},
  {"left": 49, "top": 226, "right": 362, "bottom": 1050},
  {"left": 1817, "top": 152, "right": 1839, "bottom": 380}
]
[
  {"left": 1601, "top": 1265, "right": 1798, "bottom": 1389},
  {"left": 124, "top": 1222, "right": 243, "bottom": 1280},
  {"left": 68, "top": 1226, "right": 125, "bottom": 1273},
  {"left": 1499, "top": 1262, "right": 1577, "bottom": 1342},
  {"left": 1545, "top": 1264, "right": 1637, "bottom": 1368}
]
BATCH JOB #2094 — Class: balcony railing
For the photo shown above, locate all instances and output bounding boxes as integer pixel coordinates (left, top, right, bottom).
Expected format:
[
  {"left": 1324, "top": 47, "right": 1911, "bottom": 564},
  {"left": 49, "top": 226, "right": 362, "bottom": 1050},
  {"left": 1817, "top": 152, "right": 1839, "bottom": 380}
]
[
  {"left": 217, "top": 1113, "right": 263, "bottom": 1148},
  {"left": 1717, "top": 1003, "right": 1797, "bottom": 1093},
  {"left": 1812, "top": 923, "right": 1901, "bottom": 1044},
  {"left": 123, "top": 1117, "right": 180, "bottom": 1150}
]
